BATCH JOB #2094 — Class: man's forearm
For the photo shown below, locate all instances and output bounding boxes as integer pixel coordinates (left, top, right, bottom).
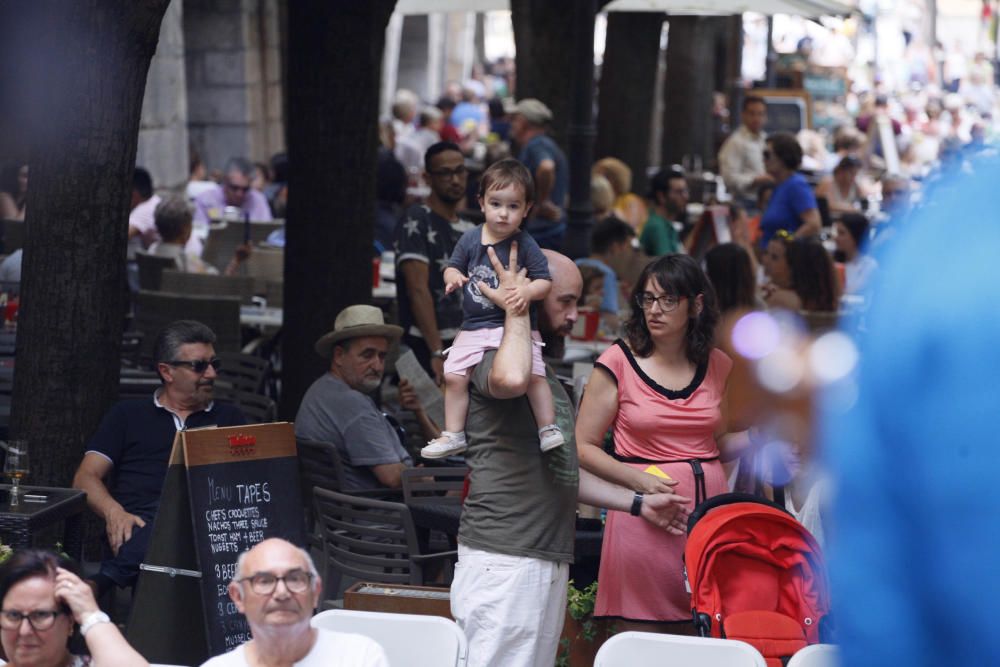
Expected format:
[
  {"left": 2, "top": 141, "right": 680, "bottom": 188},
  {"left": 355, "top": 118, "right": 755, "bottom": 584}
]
[
  {"left": 534, "top": 161, "right": 556, "bottom": 206},
  {"left": 408, "top": 284, "right": 444, "bottom": 351},
  {"left": 73, "top": 471, "right": 124, "bottom": 521},
  {"left": 578, "top": 467, "right": 632, "bottom": 512},
  {"left": 489, "top": 307, "right": 533, "bottom": 398},
  {"left": 415, "top": 409, "right": 441, "bottom": 440}
]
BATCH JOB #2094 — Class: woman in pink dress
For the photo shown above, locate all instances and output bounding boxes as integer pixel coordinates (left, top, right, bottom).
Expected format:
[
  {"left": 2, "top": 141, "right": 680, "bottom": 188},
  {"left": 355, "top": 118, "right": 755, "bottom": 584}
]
[{"left": 576, "top": 253, "right": 734, "bottom": 633}]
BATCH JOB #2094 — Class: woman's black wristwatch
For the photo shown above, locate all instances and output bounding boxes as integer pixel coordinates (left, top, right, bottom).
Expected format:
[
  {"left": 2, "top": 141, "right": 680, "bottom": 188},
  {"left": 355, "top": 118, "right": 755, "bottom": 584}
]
[{"left": 630, "top": 492, "right": 644, "bottom": 516}]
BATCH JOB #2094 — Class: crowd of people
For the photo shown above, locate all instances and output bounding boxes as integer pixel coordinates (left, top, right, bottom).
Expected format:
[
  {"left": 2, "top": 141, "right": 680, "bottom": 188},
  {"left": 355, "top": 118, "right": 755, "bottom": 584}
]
[{"left": 0, "top": 39, "right": 996, "bottom": 667}]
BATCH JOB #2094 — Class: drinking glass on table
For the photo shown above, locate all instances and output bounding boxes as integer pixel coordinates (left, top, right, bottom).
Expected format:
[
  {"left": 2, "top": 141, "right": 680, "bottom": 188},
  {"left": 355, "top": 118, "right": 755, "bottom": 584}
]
[{"left": 3, "top": 440, "right": 29, "bottom": 506}]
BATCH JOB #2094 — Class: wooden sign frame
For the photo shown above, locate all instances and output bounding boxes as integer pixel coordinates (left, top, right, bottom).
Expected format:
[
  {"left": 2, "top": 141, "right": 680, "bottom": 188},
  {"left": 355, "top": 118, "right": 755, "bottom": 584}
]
[{"left": 126, "top": 422, "right": 303, "bottom": 665}]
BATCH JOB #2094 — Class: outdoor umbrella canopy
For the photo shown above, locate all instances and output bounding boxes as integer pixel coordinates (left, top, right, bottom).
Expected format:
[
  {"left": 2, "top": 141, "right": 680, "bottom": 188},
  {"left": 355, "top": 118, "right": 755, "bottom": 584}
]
[
  {"left": 605, "top": 0, "right": 854, "bottom": 17},
  {"left": 395, "top": 0, "right": 855, "bottom": 17}
]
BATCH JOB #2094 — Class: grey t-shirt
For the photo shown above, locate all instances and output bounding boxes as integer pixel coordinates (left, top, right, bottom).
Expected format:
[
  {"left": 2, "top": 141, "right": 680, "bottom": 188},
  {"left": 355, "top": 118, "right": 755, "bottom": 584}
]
[
  {"left": 448, "top": 225, "right": 551, "bottom": 331},
  {"left": 294, "top": 374, "right": 412, "bottom": 492},
  {"left": 458, "top": 350, "right": 579, "bottom": 562}
]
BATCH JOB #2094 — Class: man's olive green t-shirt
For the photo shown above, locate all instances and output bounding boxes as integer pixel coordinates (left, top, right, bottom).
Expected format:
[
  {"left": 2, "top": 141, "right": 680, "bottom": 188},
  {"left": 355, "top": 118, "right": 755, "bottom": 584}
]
[{"left": 458, "top": 350, "right": 580, "bottom": 563}]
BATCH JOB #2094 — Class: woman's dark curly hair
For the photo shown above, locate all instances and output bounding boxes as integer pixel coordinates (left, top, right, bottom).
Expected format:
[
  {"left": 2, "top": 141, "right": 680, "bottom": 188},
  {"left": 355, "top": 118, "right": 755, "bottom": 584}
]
[
  {"left": 787, "top": 239, "right": 839, "bottom": 312},
  {"left": 0, "top": 549, "right": 80, "bottom": 615},
  {"left": 624, "top": 254, "right": 718, "bottom": 363}
]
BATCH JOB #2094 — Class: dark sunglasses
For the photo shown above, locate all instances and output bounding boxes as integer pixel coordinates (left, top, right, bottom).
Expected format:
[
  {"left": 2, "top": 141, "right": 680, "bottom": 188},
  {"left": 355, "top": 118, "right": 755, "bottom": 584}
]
[
  {"left": 226, "top": 182, "right": 250, "bottom": 193},
  {"left": 762, "top": 150, "right": 772, "bottom": 160},
  {"left": 167, "top": 358, "right": 222, "bottom": 374}
]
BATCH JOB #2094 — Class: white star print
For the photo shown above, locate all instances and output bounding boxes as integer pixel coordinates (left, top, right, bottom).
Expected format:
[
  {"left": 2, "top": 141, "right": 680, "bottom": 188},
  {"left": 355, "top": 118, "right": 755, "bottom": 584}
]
[
  {"left": 404, "top": 218, "right": 420, "bottom": 236},
  {"left": 426, "top": 228, "right": 438, "bottom": 245}
]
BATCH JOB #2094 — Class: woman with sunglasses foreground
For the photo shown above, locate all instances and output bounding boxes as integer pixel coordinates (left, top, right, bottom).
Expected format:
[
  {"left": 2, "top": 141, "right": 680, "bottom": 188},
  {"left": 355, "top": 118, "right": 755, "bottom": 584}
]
[{"left": 0, "top": 550, "right": 148, "bottom": 667}]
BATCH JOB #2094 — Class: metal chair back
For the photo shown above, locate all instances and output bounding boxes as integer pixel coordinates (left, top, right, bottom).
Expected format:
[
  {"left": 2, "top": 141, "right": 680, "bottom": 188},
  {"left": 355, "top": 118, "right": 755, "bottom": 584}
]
[
  {"left": 401, "top": 467, "right": 468, "bottom": 507},
  {"left": 135, "top": 252, "right": 178, "bottom": 291},
  {"left": 160, "top": 270, "right": 258, "bottom": 305},
  {"left": 313, "top": 488, "right": 455, "bottom": 593},
  {"left": 133, "top": 290, "right": 241, "bottom": 362}
]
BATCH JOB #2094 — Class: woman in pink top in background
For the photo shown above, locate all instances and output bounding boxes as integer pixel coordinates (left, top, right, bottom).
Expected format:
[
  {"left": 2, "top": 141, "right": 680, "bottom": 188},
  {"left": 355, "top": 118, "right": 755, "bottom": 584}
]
[{"left": 576, "top": 254, "right": 736, "bottom": 634}]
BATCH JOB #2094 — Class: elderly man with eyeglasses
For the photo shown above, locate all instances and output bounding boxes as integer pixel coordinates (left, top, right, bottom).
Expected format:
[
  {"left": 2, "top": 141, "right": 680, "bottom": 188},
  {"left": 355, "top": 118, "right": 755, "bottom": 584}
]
[
  {"left": 201, "top": 538, "right": 387, "bottom": 667},
  {"left": 190, "top": 157, "right": 273, "bottom": 256},
  {"left": 72, "top": 320, "right": 246, "bottom": 596}
]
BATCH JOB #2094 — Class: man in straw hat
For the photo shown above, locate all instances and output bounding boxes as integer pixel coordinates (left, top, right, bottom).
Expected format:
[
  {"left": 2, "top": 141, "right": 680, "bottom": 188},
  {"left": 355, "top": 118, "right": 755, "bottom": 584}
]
[{"left": 294, "top": 305, "right": 417, "bottom": 491}]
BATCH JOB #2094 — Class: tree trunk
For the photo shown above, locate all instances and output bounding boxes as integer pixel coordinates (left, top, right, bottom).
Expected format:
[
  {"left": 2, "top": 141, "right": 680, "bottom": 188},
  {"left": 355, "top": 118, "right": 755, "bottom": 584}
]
[
  {"left": 8, "top": 0, "right": 169, "bottom": 487},
  {"left": 280, "top": 0, "right": 397, "bottom": 421},
  {"left": 662, "top": 16, "right": 729, "bottom": 169},
  {"left": 595, "top": 12, "right": 665, "bottom": 197},
  {"left": 510, "top": 0, "right": 577, "bottom": 148}
]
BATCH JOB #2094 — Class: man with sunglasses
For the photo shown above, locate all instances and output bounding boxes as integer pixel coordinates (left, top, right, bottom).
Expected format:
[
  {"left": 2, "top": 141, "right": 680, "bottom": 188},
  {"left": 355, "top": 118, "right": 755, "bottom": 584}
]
[
  {"left": 73, "top": 320, "right": 246, "bottom": 596},
  {"left": 190, "top": 157, "right": 273, "bottom": 255},
  {"left": 201, "top": 538, "right": 387, "bottom": 667}
]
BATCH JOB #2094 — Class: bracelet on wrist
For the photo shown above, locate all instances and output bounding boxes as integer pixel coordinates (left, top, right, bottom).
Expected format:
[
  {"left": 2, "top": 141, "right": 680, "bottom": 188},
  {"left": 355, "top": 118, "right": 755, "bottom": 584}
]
[
  {"left": 629, "top": 492, "right": 644, "bottom": 516},
  {"left": 430, "top": 349, "right": 444, "bottom": 359},
  {"left": 79, "top": 610, "right": 111, "bottom": 636}
]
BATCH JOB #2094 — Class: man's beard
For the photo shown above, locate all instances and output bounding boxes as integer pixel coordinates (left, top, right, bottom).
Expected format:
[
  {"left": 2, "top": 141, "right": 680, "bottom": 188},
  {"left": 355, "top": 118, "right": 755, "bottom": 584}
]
[{"left": 358, "top": 377, "right": 381, "bottom": 393}]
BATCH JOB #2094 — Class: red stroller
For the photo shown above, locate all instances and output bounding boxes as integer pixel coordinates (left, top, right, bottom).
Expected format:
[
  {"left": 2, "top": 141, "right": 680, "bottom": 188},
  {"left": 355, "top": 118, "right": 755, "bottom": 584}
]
[{"left": 684, "top": 493, "right": 832, "bottom": 667}]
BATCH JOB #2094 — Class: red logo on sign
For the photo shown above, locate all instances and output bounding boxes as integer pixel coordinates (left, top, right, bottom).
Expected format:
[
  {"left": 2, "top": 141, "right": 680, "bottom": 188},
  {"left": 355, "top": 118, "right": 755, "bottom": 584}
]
[{"left": 227, "top": 433, "right": 256, "bottom": 457}]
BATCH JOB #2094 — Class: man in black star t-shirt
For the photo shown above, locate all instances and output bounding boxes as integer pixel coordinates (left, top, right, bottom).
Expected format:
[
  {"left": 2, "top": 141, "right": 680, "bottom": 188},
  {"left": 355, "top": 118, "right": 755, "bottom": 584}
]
[{"left": 394, "top": 141, "right": 475, "bottom": 384}]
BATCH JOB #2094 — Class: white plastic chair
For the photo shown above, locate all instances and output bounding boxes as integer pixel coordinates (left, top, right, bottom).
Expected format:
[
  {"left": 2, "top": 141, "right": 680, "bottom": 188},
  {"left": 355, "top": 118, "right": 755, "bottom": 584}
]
[
  {"left": 311, "top": 609, "right": 468, "bottom": 667},
  {"left": 594, "top": 631, "right": 767, "bottom": 667},
  {"left": 786, "top": 644, "right": 840, "bottom": 667}
]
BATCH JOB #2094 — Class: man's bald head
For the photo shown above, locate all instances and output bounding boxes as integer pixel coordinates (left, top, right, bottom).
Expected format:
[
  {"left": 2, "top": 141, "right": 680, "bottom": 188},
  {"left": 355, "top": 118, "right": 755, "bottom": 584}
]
[{"left": 540, "top": 250, "right": 583, "bottom": 338}]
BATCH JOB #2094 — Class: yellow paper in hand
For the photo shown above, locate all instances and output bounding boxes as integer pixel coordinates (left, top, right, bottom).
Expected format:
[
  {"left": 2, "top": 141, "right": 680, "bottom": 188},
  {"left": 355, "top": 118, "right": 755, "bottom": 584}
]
[{"left": 643, "top": 465, "right": 672, "bottom": 480}]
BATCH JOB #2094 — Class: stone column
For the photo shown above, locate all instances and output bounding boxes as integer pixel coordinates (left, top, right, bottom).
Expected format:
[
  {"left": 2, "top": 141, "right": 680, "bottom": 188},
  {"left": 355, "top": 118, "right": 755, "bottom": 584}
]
[
  {"left": 136, "top": 0, "right": 190, "bottom": 192},
  {"left": 183, "top": 0, "right": 284, "bottom": 172}
]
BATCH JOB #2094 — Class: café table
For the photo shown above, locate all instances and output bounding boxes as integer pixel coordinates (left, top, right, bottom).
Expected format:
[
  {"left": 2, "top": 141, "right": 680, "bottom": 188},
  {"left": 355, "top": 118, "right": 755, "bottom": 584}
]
[
  {"left": 240, "top": 305, "right": 283, "bottom": 328},
  {"left": 0, "top": 485, "right": 87, "bottom": 561},
  {"left": 240, "top": 281, "right": 398, "bottom": 327}
]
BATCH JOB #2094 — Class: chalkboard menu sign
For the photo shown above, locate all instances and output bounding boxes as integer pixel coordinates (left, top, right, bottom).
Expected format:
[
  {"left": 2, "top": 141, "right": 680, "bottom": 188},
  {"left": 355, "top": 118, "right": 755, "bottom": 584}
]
[{"left": 127, "top": 423, "right": 304, "bottom": 665}]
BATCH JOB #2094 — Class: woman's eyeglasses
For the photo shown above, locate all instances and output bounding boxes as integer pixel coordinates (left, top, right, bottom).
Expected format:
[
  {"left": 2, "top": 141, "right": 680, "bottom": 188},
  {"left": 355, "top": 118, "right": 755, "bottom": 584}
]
[
  {"left": 0, "top": 609, "right": 64, "bottom": 631},
  {"left": 635, "top": 293, "right": 683, "bottom": 312},
  {"left": 166, "top": 358, "right": 222, "bottom": 374}
]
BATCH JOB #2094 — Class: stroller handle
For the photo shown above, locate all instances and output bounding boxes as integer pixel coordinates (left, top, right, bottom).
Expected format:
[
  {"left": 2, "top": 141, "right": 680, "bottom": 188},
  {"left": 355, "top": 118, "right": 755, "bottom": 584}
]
[{"left": 686, "top": 492, "right": 792, "bottom": 534}]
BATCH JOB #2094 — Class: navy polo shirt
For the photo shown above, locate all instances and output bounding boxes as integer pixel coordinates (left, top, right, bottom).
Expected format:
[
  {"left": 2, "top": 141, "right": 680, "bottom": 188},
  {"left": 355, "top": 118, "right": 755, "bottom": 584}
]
[{"left": 86, "top": 395, "right": 246, "bottom": 520}]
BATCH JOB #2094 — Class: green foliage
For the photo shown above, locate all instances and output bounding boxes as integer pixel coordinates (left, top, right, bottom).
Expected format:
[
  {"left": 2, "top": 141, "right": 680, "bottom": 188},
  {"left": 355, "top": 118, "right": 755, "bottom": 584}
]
[{"left": 557, "top": 579, "right": 602, "bottom": 666}]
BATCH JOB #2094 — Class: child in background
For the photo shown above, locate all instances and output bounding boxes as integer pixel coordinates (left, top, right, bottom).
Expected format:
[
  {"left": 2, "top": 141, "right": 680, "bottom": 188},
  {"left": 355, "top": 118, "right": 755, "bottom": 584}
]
[{"left": 420, "top": 158, "right": 563, "bottom": 458}]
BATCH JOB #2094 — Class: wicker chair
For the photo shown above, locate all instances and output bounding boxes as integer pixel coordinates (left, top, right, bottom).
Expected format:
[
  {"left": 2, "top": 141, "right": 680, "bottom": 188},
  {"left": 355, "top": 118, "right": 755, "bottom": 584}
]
[{"left": 313, "top": 488, "right": 456, "bottom": 600}]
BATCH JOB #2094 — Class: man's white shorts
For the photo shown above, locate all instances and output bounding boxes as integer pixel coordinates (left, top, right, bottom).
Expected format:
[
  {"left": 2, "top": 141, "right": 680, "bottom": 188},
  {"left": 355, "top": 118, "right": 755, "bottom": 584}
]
[{"left": 451, "top": 543, "right": 569, "bottom": 667}]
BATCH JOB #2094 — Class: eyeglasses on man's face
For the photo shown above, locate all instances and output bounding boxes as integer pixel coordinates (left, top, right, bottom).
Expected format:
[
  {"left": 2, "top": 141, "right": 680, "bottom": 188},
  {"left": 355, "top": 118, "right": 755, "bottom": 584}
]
[
  {"left": 427, "top": 166, "right": 467, "bottom": 180},
  {"left": 238, "top": 569, "right": 313, "bottom": 595},
  {"left": 225, "top": 181, "right": 250, "bottom": 193},
  {"left": 0, "top": 609, "right": 64, "bottom": 631},
  {"left": 635, "top": 292, "right": 684, "bottom": 312},
  {"left": 167, "top": 358, "right": 222, "bottom": 374}
]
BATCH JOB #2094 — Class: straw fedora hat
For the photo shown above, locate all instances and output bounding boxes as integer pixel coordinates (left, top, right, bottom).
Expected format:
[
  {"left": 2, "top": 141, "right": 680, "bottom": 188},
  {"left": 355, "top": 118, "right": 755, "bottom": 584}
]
[{"left": 314, "top": 305, "right": 402, "bottom": 359}]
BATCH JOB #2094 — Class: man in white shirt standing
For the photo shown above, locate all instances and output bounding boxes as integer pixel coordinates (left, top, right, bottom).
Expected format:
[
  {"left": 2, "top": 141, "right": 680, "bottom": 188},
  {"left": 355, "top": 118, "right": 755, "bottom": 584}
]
[
  {"left": 718, "top": 96, "right": 773, "bottom": 206},
  {"left": 200, "top": 538, "right": 388, "bottom": 667}
]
